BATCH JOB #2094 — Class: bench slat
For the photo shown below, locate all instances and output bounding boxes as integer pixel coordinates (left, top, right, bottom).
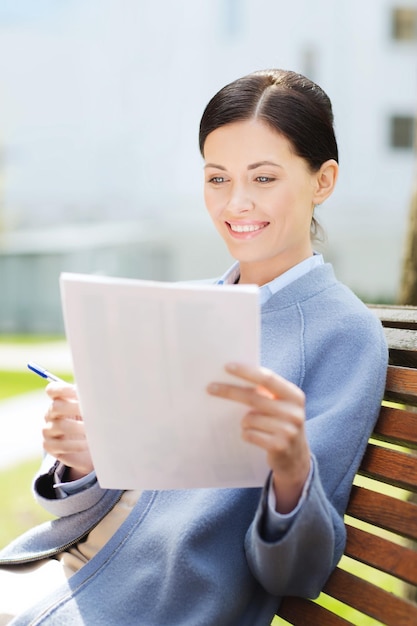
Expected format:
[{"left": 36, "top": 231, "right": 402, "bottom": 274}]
[
  {"left": 345, "top": 524, "right": 417, "bottom": 585},
  {"left": 358, "top": 443, "right": 417, "bottom": 491},
  {"left": 384, "top": 364, "right": 417, "bottom": 404},
  {"left": 374, "top": 405, "right": 417, "bottom": 448},
  {"left": 384, "top": 327, "right": 417, "bottom": 351},
  {"left": 347, "top": 486, "right": 417, "bottom": 541},
  {"left": 277, "top": 596, "right": 352, "bottom": 625},
  {"left": 382, "top": 327, "right": 417, "bottom": 368},
  {"left": 323, "top": 568, "right": 417, "bottom": 626},
  {"left": 369, "top": 305, "right": 417, "bottom": 329}
]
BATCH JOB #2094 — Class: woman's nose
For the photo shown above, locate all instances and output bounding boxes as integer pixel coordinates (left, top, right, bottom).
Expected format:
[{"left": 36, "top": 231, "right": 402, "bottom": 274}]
[{"left": 227, "top": 184, "right": 254, "bottom": 212}]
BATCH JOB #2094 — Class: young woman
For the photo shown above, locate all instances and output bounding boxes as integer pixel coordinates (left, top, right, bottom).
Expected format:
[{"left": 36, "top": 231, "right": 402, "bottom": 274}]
[{"left": 0, "top": 69, "right": 388, "bottom": 625}]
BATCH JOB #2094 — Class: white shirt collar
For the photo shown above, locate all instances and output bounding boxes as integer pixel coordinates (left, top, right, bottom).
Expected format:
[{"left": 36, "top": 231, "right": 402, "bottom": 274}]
[{"left": 217, "top": 254, "right": 324, "bottom": 305}]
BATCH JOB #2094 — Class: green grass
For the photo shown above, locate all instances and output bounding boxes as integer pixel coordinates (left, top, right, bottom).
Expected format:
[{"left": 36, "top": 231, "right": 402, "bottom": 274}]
[
  {"left": 0, "top": 370, "right": 46, "bottom": 399},
  {"left": 0, "top": 333, "right": 72, "bottom": 398},
  {"left": 0, "top": 457, "right": 53, "bottom": 549},
  {"left": 0, "top": 370, "right": 73, "bottom": 400},
  {"left": 0, "top": 335, "right": 65, "bottom": 344}
]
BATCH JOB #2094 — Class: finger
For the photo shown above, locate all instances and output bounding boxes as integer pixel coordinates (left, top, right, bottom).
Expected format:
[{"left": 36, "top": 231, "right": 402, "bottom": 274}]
[
  {"left": 242, "top": 405, "right": 304, "bottom": 433},
  {"left": 45, "top": 382, "right": 83, "bottom": 421},
  {"left": 207, "top": 378, "right": 302, "bottom": 416},
  {"left": 43, "top": 437, "right": 88, "bottom": 455},
  {"left": 224, "top": 363, "right": 304, "bottom": 403},
  {"left": 242, "top": 417, "right": 304, "bottom": 455},
  {"left": 48, "top": 453, "right": 93, "bottom": 477},
  {"left": 241, "top": 414, "right": 309, "bottom": 481},
  {"left": 43, "top": 418, "right": 86, "bottom": 441},
  {"left": 43, "top": 438, "right": 88, "bottom": 458},
  {"left": 241, "top": 425, "right": 286, "bottom": 453},
  {"left": 43, "top": 432, "right": 88, "bottom": 459},
  {"left": 46, "top": 382, "right": 77, "bottom": 400},
  {"left": 42, "top": 439, "right": 91, "bottom": 472},
  {"left": 207, "top": 381, "right": 279, "bottom": 411},
  {"left": 45, "top": 397, "right": 82, "bottom": 422},
  {"left": 241, "top": 417, "right": 301, "bottom": 452}
]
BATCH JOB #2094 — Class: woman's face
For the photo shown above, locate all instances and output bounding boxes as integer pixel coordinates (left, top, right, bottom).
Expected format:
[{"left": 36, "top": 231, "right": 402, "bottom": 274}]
[{"left": 203, "top": 119, "right": 320, "bottom": 285}]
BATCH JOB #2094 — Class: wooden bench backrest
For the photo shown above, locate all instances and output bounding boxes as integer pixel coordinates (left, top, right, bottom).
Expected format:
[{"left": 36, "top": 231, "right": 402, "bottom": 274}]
[{"left": 275, "top": 305, "right": 417, "bottom": 626}]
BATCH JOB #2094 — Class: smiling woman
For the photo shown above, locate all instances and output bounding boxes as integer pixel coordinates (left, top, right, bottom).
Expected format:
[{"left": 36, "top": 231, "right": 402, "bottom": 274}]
[
  {"left": 0, "top": 70, "right": 388, "bottom": 626},
  {"left": 200, "top": 70, "right": 339, "bottom": 287}
]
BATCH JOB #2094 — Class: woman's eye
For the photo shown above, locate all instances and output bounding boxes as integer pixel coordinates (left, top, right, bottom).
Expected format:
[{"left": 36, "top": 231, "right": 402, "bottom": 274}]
[
  {"left": 256, "top": 176, "right": 274, "bottom": 183},
  {"left": 208, "top": 176, "right": 226, "bottom": 184}
]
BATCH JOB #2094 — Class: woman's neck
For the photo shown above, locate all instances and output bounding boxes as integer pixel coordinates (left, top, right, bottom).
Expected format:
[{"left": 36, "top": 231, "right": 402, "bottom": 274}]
[{"left": 238, "top": 250, "right": 314, "bottom": 286}]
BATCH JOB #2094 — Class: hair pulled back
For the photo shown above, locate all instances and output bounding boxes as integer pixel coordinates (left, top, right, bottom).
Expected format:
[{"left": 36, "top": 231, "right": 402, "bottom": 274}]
[{"left": 199, "top": 69, "right": 338, "bottom": 172}]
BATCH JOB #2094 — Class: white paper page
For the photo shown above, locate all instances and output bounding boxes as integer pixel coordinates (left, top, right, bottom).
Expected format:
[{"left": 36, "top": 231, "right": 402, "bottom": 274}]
[{"left": 60, "top": 273, "right": 269, "bottom": 490}]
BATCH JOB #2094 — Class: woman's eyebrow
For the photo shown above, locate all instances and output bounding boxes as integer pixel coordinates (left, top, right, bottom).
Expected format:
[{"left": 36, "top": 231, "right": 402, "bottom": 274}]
[
  {"left": 204, "top": 163, "right": 227, "bottom": 170},
  {"left": 247, "top": 160, "right": 282, "bottom": 170},
  {"left": 204, "top": 161, "right": 282, "bottom": 170}
]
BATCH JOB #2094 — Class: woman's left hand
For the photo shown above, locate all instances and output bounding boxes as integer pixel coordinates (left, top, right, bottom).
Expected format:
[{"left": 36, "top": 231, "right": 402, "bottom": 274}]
[{"left": 207, "top": 363, "right": 311, "bottom": 514}]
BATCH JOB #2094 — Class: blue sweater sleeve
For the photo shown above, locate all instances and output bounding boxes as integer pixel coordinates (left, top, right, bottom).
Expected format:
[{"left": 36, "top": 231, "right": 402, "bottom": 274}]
[
  {"left": 33, "top": 454, "right": 108, "bottom": 518},
  {"left": 245, "top": 299, "right": 388, "bottom": 598}
]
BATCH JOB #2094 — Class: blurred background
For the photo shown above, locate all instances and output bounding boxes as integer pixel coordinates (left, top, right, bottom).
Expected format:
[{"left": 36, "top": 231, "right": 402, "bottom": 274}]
[{"left": 0, "top": 0, "right": 415, "bottom": 333}]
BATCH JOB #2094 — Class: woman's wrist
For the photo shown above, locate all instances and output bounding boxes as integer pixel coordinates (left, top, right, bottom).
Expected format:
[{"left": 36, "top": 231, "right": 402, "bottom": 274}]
[
  {"left": 63, "top": 465, "right": 93, "bottom": 482},
  {"left": 272, "top": 458, "right": 312, "bottom": 514}
]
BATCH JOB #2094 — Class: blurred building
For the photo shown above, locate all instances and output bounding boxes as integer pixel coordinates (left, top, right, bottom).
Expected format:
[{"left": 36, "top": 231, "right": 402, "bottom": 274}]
[{"left": 0, "top": 0, "right": 415, "bottom": 332}]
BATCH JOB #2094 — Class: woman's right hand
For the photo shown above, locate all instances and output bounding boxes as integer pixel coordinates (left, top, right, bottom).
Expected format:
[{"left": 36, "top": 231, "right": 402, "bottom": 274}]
[{"left": 43, "top": 382, "right": 94, "bottom": 481}]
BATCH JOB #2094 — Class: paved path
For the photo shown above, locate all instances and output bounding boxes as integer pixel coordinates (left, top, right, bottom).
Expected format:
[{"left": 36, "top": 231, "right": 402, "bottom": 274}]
[
  {"left": 0, "top": 341, "right": 72, "bottom": 372},
  {"left": 0, "top": 391, "right": 50, "bottom": 469},
  {"left": 0, "top": 341, "right": 73, "bottom": 469}
]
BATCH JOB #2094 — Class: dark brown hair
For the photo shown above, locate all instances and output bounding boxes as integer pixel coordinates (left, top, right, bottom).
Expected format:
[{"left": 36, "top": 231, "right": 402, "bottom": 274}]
[{"left": 199, "top": 69, "right": 338, "bottom": 168}]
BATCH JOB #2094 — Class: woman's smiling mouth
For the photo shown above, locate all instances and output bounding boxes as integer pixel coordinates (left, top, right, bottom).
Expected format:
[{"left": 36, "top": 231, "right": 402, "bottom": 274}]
[{"left": 226, "top": 221, "right": 269, "bottom": 237}]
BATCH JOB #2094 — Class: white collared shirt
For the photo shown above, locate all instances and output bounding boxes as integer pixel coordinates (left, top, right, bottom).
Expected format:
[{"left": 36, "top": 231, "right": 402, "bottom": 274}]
[{"left": 217, "top": 253, "right": 324, "bottom": 304}]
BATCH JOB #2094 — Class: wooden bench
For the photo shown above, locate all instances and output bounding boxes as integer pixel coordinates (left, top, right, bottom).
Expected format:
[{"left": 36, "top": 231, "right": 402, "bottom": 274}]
[{"left": 275, "top": 305, "right": 417, "bottom": 626}]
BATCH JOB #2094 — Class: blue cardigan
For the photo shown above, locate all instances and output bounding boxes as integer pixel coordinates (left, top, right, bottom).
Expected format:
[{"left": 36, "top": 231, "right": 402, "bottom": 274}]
[{"left": 0, "top": 264, "right": 388, "bottom": 625}]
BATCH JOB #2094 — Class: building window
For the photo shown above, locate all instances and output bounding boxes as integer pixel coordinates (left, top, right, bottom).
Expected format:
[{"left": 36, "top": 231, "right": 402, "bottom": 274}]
[
  {"left": 390, "top": 115, "right": 415, "bottom": 148},
  {"left": 392, "top": 7, "right": 417, "bottom": 40}
]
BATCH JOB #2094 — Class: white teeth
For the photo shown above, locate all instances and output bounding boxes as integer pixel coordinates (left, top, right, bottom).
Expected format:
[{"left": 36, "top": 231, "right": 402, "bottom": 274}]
[{"left": 229, "top": 223, "right": 265, "bottom": 233}]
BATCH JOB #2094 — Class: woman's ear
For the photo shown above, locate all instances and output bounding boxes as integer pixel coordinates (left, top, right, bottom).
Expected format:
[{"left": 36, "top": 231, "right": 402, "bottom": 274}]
[{"left": 313, "top": 159, "right": 339, "bottom": 205}]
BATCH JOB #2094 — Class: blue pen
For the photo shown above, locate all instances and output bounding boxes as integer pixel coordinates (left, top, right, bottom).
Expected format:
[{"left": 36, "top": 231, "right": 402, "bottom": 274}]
[
  {"left": 27, "top": 362, "right": 80, "bottom": 422},
  {"left": 27, "top": 362, "right": 64, "bottom": 383}
]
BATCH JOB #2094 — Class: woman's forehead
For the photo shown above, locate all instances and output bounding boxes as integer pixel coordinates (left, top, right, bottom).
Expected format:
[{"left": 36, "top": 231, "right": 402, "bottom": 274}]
[{"left": 203, "top": 120, "right": 295, "bottom": 164}]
